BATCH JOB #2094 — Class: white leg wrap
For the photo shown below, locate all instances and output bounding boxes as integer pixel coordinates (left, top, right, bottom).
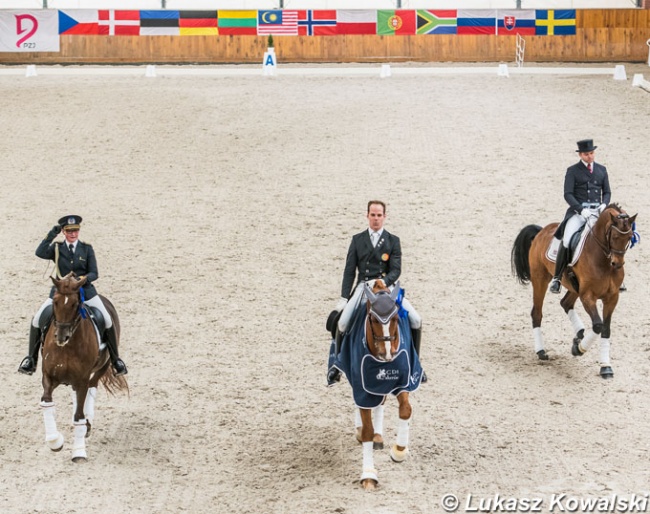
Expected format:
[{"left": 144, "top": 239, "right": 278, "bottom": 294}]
[
  {"left": 373, "top": 405, "right": 384, "bottom": 436},
  {"left": 72, "top": 420, "right": 87, "bottom": 460},
  {"left": 599, "top": 338, "right": 611, "bottom": 366},
  {"left": 567, "top": 309, "right": 585, "bottom": 335},
  {"left": 580, "top": 329, "right": 599, "bottom": 353},
  {"left": 354, "top": 408, "right": 362, "bottom": 429},
  {"left": 40, "top": 401, "right": 64, "bottom": 450},
  {"left": 360, "top": 441, "right": 377, "bottom": 482},
  {"left": 533, "top": 327, "right": 544, "bottom": 354},
  {"left": 84, "top": 387, "right": 97, "bottom": 424},
  {"left": 395, "top": 417, "right": 410, "bottom": 448}
]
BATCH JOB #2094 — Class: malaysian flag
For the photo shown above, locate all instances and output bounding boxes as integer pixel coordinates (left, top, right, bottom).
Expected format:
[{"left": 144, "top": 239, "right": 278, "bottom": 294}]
[{"left": 257, "top": 10, "right": 298, "bottom": 36}]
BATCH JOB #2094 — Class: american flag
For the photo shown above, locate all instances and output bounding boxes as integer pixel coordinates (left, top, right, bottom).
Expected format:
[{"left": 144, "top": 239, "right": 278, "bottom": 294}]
[{"left": 257, "top": 10, "right": 298, "bottom": 36}]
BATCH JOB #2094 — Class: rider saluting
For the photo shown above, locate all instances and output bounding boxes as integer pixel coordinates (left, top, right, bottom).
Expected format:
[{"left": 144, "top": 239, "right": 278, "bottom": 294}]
[
  {"left": 550, "top": 139, "right": 611, "bottom": 294},
  {"left": 18, "top": 215, "right": 128, "bottom": 376}
]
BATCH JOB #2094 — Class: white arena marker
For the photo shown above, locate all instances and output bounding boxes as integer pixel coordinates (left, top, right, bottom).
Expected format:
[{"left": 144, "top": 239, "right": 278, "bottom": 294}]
[
  {"left": 262, "top": 47, "right": 277, "bottom": 77},
  {"left": 380, "top": 64, "right": 391, "bottom": 78},
  {"left": 632, "top": 73, "right": 644, "bottom": 87},
  {"left": 613, "top": 65, "right": 627, "bottom": 80},
  {"left": 145, "top": 65, "right": 156, "bottom": 78},
  {"left": 25, "top": 65, "right": 37, "bottom": 77},
  {"left": 497, "top": 63, "right": 509, "bottom": 77}
]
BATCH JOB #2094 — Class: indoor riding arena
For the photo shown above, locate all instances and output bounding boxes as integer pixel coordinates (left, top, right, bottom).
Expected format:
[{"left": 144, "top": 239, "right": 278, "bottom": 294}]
[{"left": 1, "top": 2, "right": 650, "bottom": 513}]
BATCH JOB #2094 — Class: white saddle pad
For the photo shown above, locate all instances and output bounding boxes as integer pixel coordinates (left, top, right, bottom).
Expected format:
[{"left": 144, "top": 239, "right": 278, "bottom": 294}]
[{"left": 545, "top": 220, "right": 595, "bottom": 266}]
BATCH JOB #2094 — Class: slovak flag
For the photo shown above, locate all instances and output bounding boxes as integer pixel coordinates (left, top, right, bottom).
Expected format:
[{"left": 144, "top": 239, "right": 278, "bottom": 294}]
[{"left": 98, "top": 10, "right": 140, "bottom": 36}]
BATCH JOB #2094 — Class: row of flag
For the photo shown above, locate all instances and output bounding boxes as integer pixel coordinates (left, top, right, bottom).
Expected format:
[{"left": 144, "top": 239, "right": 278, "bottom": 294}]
[{"left": 58, "top": 9, "right": 577, "bottom": 37}]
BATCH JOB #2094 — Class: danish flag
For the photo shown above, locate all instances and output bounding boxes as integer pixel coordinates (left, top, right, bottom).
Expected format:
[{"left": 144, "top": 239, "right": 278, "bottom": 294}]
[{"left": 98, "top": 10, "right": 140, "bottom": 36}]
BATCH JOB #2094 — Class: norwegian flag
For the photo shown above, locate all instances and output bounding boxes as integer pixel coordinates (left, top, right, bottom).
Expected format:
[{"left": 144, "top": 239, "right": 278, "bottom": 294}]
[{"left": 98, "top": 10, "right": 140, "bottom": 36}]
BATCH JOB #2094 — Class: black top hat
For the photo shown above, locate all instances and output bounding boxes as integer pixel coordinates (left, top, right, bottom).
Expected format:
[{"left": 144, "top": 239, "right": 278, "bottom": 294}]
[
  {"left": 326, "top": 309, "right": 342, "bottom": 339},
  {"left": 576, "top": 139, "right": 597, "bottom": 153},
  {"left": 58, "top": 215, "right": 83, "bottom": 230}
]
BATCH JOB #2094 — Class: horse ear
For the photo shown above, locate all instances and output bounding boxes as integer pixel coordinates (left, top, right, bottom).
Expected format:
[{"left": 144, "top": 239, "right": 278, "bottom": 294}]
[
  {"left": 76, "top": 275, "right": 88, "bottom": 287},
  {"left": 51, "top": 276, "right": 59, "bottom": 287},
  {"left": 390, "top": 282, "right": 400, "bottom": 301},
  {"left": 630, "top": 214, "right": 638, "bottom": 225}
]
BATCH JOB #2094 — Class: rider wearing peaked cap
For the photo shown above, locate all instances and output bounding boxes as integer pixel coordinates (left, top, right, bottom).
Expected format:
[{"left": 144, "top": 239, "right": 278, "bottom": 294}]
[{"left": 18, "top": 215, "right": 128, "bottom": 377}]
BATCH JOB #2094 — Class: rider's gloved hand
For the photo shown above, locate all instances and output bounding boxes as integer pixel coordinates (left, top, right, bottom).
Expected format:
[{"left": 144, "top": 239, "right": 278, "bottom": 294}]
[
  {"left": 47, "top": 224, "right": 62, "bottom": 239},
  {"left": 580, "top": 208, "right": 592, "bottom": 219},
  {"left": 335, "top": 297, "right": 348, "bottom": 312},
  {"left": 598, "top": 203, "right": 607, "bottom": 214}
]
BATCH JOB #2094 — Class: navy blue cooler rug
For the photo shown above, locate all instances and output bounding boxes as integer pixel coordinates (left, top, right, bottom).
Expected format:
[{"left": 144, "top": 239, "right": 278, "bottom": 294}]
[{"left": 328, "top": 306, "right": 423, "bottom": 408}]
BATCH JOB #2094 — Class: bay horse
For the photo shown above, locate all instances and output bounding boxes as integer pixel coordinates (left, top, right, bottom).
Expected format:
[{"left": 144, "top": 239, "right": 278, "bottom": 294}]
[
  {"left": 40, "top": 272, "right": 128, "bottom": 461},
  {"left": 330, "top": 280, "right": 422, "bottom": 491},
  {"left": 511, "top": 203, "right": 637, "bottom": 378}
]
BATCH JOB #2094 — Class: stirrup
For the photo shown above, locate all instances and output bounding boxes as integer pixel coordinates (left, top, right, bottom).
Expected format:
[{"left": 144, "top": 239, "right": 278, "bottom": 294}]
[{"left": 18, "top": 356, "right": 36, "bottom": 375}]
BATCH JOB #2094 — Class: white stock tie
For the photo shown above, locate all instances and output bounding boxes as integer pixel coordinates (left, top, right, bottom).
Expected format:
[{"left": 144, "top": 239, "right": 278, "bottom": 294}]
[{"left": 371, "top": 232, "right": 379, "bottom": 247}]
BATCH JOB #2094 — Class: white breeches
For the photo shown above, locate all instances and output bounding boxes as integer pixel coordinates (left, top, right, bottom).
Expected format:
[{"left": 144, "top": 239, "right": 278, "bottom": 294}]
[
  {"left": 338, "top": 281, "right": 421, "bottom": 333},
  {"left": 563, "top": 213, "right": 587, "bottom": 247},
  {"left": 32, "top": 295, "right": 112, "bottom": 329}
]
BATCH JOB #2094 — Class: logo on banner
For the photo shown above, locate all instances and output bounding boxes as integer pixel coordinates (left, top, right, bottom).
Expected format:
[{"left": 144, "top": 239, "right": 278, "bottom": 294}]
[
  {"left": 16, "top": 14, "right": 37, "bottom": 48},
  {"left": 504, "top": 16, "right": 516, "bottom": 30}
]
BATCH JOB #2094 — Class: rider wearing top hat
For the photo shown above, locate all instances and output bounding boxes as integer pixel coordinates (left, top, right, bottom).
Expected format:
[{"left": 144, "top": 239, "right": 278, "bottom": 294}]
[
  {"left": 18, "top": 215, "right": 128, "bottom": 376},
  {"left": 549, "top": 139, "right": 611, "bottom": 293}
]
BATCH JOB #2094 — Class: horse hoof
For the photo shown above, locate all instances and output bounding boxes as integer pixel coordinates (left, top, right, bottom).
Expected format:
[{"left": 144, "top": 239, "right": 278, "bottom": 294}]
[
  {"left": 361, "top": 479, "right": 377, "bottom": 491},
  {"left": 373, "top": 441, "right": 384, "bottom": 450},
  {"left": 571, "top": 339, "right": 585, "bottom": 357},
  {"left": 536, "top": 350, "right": 549, "bottom": 361},
  {"left": 72, "top": 456, "right": 87, "bottom": 463},
  {"left": 390, "top": 444, "right": 408, "bottom": 463},
  {"left": 360, "top": 469, "right": 378, "bottom": 491},
  {"left": 600, "top": 366, "right": 614, "bottom": 379}
]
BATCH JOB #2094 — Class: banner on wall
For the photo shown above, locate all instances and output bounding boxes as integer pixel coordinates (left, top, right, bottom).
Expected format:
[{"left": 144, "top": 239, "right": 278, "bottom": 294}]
[{"left": 0, "top": 10, "right": 59, "bottom": 52}]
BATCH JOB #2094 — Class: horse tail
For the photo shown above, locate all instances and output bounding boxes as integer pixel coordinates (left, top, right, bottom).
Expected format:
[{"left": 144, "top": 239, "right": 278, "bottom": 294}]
[
  {"left": 100, "top": 373, "right": 129, "bottom": 396},
  {"left": 511, "top": 224, "right": 542, "bottom": 284},
  {"left": 98, "top": 294, "right": 129, "bottom": 396}
]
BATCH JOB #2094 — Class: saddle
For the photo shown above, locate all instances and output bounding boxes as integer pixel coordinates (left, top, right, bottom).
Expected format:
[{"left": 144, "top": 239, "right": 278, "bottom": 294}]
[
  {"left": 39, "top": 303, "right": 107, "bottom": 339},
  {"left": 86, "top": 306, "right": 107, "bottom": 335},
  {"left": 546, "top": 223, "right": 591, "bottom": 266}
]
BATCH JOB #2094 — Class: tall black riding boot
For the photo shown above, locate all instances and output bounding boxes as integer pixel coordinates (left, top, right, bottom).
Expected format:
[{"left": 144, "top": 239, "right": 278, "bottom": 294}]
[
  {"left": 411, "top": 327, "right": 427, "bottom": 383},
  {"left": 18, "top": 325, "right": 42, "bottom": 375},
  {"left": 549, "top": 243, "right": 567, "bottom": 294},
  {"left": 104, "top": 325, "right": 128, "bottom": 376},
  {"left": 327, "top": 331, "right": 344, "bottom": 386}
]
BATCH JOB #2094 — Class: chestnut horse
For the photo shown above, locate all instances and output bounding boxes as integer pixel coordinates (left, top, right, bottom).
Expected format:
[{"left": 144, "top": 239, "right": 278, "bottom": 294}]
[
  {"left": 329, "top": 280, "right": 422, "bottom": 490},
  {"left": 511, "top": 203, "right": 637, "bottom": 378},
  {"left": 40, "top": 273, "right": 128, "bottom": 461}
]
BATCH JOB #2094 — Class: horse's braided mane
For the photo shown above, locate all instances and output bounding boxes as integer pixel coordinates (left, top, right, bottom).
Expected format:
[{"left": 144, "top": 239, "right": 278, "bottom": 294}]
[{"left": 607, "top": 202, "right": 622, "bottom": 214}]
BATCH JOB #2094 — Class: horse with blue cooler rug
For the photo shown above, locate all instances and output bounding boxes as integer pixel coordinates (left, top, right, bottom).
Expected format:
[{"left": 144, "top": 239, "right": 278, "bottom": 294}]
[{"left": 327, "top": 281, "right": 422, "bottom": 490}]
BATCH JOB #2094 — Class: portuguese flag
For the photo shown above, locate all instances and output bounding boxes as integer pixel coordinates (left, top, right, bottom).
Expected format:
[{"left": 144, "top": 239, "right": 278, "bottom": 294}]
[{"left": 377, "top": 10, "right": 416, "bottom": 36}]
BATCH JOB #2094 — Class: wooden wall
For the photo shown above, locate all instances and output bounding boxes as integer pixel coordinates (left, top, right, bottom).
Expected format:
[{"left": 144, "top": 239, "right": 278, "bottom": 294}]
[{"left": 1, "top": 9, "right": 649, "bottom": 64}]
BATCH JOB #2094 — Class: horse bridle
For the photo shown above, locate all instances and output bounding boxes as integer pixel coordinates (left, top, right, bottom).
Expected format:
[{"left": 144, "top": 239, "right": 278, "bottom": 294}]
[
  {"left": 591, "top": 213, "right": 633, "bottom": 259},
  {"left": 53, "top": 292, "right": 84, "bottom": 340},
  {"left": 367, "top": 312, "right": 397, "bottom": 344}
]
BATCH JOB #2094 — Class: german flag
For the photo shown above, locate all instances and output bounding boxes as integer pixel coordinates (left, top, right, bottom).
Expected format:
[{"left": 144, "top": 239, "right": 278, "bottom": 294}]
[{"left": 179, "top": 11, "right": 218, "bottom": 36}]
